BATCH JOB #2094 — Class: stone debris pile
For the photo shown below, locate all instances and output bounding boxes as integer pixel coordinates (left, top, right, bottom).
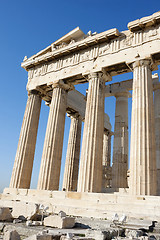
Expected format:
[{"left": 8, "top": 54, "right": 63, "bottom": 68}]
[{"left": 0, "top": 206, "right": 160, "bottom": 239}]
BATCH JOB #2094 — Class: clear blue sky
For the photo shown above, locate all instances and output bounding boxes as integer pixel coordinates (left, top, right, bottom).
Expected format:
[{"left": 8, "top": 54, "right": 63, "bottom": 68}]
[{"left": 0, "top": 0, "right": 160, "bottom": 192}]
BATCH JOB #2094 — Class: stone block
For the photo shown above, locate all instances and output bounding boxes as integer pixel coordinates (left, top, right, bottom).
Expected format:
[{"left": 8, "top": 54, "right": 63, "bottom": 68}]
[
  {"left": 44, "top": 215, "right": 75, "bottom": 228},
  {"left": 3, "top": 188, "right": 18, "bottom": 195},
  {"left": 28, "top": 190, "right": 52, "bottom": 198},
  {"left": 58, "top": 211, "right": 66, "bottom": 218},
  {"left": 86, "top": 229, "right": 109, "bottom": 240},
  {"left": 12, "top": 202, "right": 39, "bottom": 220},
  {"left": 24, "top": 234, "right": 52, "bottom": 240},
  {"left": 3, "top": 229, "right": 21, "bottom": 240},
  {"left": 18, "top": 189, "right": 28, "bottom": 196},
  {"left": 42, "top": 230, "right": 61, "bottom": 239},
  {"left": 125, "top": 229, "right": 143, "bottom": 238},
  {"left": 0, "top": 207, "right": 13, "bottom": 221}
]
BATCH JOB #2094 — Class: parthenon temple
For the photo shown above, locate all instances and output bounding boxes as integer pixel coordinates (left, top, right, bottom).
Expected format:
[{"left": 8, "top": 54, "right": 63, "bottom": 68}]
[{"left": 2, "top": 11, "right": 160, "bottom": 220}]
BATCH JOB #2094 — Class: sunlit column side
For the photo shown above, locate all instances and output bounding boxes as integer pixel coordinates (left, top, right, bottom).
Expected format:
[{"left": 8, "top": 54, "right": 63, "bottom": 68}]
[
  {"left": 10, "top": 90, "right": 42, "bottom": 189},
  {"left": 130, "top": 60, "right": 157, "bottom": 195},
  {"left": 77, "top": 72, "right": 105, "bottom": 193},
  {"left": 112, "top": 92, "right": 129, "bottom": 188},
  {"left": 37, "top": 82, "right": 68, "bottom": 190},
  {"left": 102, "top": 129, "right": 112, "bottom": 190},
  {"left": 62, "top": 112, "right": 82, "bottom": 191},
  {"left": 154, "top": 74, "right": 160, "bottom": 195}
]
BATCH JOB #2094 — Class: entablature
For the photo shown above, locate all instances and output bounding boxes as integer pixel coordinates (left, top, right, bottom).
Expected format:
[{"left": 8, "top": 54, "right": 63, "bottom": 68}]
[
  {"left": 22, "top": 11, "right": 160, "bottom": 92},
  {"left": 105, "top": 73, "right": 159, "bottom": 97}
]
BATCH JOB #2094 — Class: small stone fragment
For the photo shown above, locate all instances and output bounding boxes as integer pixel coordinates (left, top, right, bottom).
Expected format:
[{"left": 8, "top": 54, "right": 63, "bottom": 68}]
[
  {"left": 125, "top": 229, "right": 143, "bottom": 238},
  {"left": 13, "top": 218, "right": 22, "bottom": 224},
  {"left": 32, "top": 221, "right": 41, "bottom": 226},
  {"left": 26, "top": 220, "right": 33, "bottom": 226},
  {"left": 3, "top": 229, "right": 21, "bottom": 240},
  {"left": 86, "top": 229, "right": 109, "bottom": 240},
  {"left": 24, "top": 234, "right": 52, "bottom": 240},
  {"left": 66, "top": 233, "right": 74, "bottom": 238},
  {"left": 59, "top": 211, "right": 66, "bottom": 218},
  {"left": 0, "top": 207, "right": 13, "bottom": 222}
]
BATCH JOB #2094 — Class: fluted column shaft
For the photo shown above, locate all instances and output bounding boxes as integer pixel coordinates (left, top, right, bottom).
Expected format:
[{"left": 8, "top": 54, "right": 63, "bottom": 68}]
[
  {"left": 77, "top": 72, "right": 105, "bottom": 193},
  {"left": 103, "top": 130, "right": 111, "bottom": 167},
  {"left": 37, "top": 84, "right": 67, "bottom": 190},
  {"left": 130, "top": 60, "right": 157, "bottom": 195},
  {"left": 62, "top": 113, "right": 82, "bottom": 191},
  {"left": 10, "top": 91, "right": 42, "bottom": 189},
  {"left": 102, "top": 130, "right": 112, "bottom": 189},
  {"left": 112, "top": 92, "right": 129, "bottom": 188},
  {"left": 154, "top": 83, "right": 160, "bottom": 195}
]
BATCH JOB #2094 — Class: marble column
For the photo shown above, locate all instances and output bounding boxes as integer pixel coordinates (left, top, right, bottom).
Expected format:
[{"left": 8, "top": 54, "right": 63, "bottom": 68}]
[
  {"left": 154, "top": 76, "right": 160, "bottom": 195},
  {"left": 10, "top": 91, "right": 42, "bottom": 189},
  {"left": 103, "top": 129, "right": 111, "bottom": 167},
  {"left": 77, "top": 72, "right": 105, "bottom": 193},
  {"left": 102, "top": 129, "right": 112, "bottom": 189},
  {"left": 112, "top": 92, "right": 129, "bottom": 188},
  {"left": 62, "top": 112, "right": 82, "bottom": 191},
  {"left": 130, "top": 60, "right": 157, "bottom": 195},
  {"left": 37, "top": 83, "right": 67, "bottom": 191}
]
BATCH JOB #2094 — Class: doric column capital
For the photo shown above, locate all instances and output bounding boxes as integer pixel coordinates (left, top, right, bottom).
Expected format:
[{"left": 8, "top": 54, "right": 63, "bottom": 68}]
[
  {"left": 85, "top": 71, "right": 111, "bottom": 82},
  {"left": 104, "top": 128, "right": 109, "bottom": 136},
  {"left": 67, "top": 111, "right": 82, "bottom": 120},
  {"left": 87, "top": 72, "right": 103, "bottom": 80},
  {"left": 28, "top": 89, "right": 40, "bottom": 96},
  {"left": 132, "top": 59, "right": 151, "bottom": 69},
  {"left": 153, "top": 73, "right": 160, "bottom": 91},
  {"left": 51, "top": 80, "right": 75, "bottom": 92},
  {"left": 114, "top": 91, "right": 131, "bottom": 98},
  {"left": 104, "top": 128, "right": 113, "bottom": 137}
]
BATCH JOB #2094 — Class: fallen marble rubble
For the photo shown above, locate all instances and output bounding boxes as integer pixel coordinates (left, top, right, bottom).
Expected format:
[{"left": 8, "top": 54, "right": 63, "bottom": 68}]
[
  {"left": 24, "top": 234, "right": 53, "bottom": 240},
  {"left": 44, "top": 214, "right": 75, "bottom": 229},
  {"left": 12, "top": 202, "right": 39, "bottom": 220},
  {"left": 0, "top": 222, "right": 160, "bottom": 240},
  {"left": 125, "top": 229, "right": 144, "bottom": 238},
  {"left": 26, "top": 220, "right": 42, "bottom": 226},
  {"left": 3, "top": 229, "right": 21, "bottom": 240},
  {"left": 0, "top": 208, "right": 13, "bottom": 222},
  {"left": 0, "top": 207, "right": 160, "bottom": 240}
]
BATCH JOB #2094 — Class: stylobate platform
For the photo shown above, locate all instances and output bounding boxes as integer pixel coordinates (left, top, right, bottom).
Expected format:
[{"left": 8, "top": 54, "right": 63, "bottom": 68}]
[{"left": 1, "top": 188, "right": 160, "bottom": 221}]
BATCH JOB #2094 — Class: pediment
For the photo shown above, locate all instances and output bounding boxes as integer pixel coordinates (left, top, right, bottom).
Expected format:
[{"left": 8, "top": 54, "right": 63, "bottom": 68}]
[{"left": 23, "top": 27, "right": 85, "bottom": 63}]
